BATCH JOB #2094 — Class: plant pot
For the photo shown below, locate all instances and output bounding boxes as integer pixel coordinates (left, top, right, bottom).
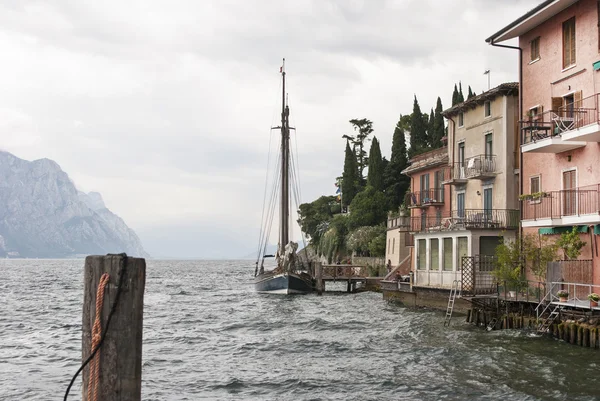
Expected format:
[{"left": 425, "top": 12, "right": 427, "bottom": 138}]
[
  {"left": 591, "top": 300, "right": 599, "bottom": 308},
  {"left": 559, "top": 296, "right": 568, "bottom": 302}
]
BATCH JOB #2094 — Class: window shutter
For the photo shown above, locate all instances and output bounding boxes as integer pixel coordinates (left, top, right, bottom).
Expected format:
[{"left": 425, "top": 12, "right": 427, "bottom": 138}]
[
  {"left": 551, "top": 97, "right": 563, "bottom": 116},
  {"left": 570, "top": 20, "right": 576, "bottom": 64},
  {"left": 574, "top": 90, "right": 583, "bottom": 109}
]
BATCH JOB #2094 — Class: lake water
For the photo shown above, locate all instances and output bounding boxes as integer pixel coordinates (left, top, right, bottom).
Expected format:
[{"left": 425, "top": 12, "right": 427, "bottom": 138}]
[{"left": 1, "top": 259, "right": 599, "bottom": 400}]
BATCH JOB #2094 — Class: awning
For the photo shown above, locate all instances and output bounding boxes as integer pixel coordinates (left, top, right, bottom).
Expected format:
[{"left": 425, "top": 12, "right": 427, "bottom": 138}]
[
  {"left": 594, "top": 224, "right": 600, "bottom": 235},
  {"left": 538, "top": 225, "right": 588, "bottom": 235}
]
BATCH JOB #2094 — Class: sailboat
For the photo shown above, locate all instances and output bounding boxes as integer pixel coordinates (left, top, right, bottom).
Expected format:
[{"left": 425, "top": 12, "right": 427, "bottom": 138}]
[{"left": 254, "top": 60, "right": 314, "bottom": 294}]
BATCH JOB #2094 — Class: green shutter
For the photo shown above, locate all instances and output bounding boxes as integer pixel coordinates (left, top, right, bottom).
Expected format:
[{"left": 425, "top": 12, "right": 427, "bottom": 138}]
[{"left": 538, "top": 225, "right": 588, "bottom": 235}]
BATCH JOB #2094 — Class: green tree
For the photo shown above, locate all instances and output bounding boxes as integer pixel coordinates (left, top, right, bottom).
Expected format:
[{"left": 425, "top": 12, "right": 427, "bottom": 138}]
[
  {"left": 348, "top": 118, "right": 374, "bottom": 185},
  {"left": 408, "top": 96, "right": 428, "bottom": 157},
  {"left": 347, "top": 186, "right": 388, "bottom": 230},
  {"left": 367, "top": 136, "right": 384, "bottom": 191},
  {"left": 432, "top": 97, "right": 445, "bottom": 148},
  {"left": 384, "top": 117, "right": 410, "bottom": 212},
  {"left": 341, "top": 141, "right": 359, "bottom": 208},
  {"left": 458, "top": 82, "right": 465, "bottom": 103},
  {"left": 297, "top": 195, "right": 338, "bottom": 249},
  {"left": 467, "top": 85, "right": 475, "bottom": 99},
  {"left": 368, "top": 230, "right": 387, "bottom": 257},
  {"left": 320, "top": 214, "right": 349, "bottom": 263},
  {"left": 452, "top": 84, "right": 459, "bottom": 106},
  {"left": 347, "top": 226, "right": 385, "bottom": 256},
  {"left": 556, "top": 227, "right": 587, "bottom": 260},
  {"left": 428, "top": 108, "right": 435, "bottom": 147}
]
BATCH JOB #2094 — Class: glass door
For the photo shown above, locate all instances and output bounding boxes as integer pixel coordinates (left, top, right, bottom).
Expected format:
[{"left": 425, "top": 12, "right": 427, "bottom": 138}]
[{"left": 483, "top": 187, "right": 493, "bottom": 222}]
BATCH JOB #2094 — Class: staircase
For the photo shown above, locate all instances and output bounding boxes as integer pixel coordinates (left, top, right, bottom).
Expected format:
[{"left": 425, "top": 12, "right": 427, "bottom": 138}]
[
  {"left": 444, "top": 280, "right": 462, "bottom": 327},
  {"left": 537, "top": 304, "right": 561, "bottom": 334}
]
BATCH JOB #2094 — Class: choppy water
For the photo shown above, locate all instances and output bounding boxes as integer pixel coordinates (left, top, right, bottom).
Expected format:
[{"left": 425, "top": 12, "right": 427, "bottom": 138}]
[{"left": 1, "top": 259, "right": 599, "bottom": 400}]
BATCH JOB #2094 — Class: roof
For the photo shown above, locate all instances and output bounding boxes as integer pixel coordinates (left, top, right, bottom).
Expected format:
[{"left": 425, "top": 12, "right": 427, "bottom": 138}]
[
  {"left": 401, "top": 147, "right": 448, "bottom": 176},
  {"left": 486, "top": 0, "right": 578, "bottom": 43},
  {"left": 442, "top": 82, "right": 519, "bottom": 117}
]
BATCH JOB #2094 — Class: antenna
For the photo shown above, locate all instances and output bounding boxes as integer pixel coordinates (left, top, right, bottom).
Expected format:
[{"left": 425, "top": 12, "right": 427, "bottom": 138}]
[{"left": 483, "top": 70, "right": 490, "bottom": 90}]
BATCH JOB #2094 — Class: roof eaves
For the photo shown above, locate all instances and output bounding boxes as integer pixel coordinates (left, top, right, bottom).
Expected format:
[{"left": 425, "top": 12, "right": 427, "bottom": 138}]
[{"left": 485, "top": 0, "right": 556, "bottom": 44}]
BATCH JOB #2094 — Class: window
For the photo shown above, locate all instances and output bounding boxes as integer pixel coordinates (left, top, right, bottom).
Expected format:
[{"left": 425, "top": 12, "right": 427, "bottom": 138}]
[
  {"left": 458, "top": 142, "right": 465, "bottom": 165},
  {"left": 485, "top": 133, "right": 493, "bottom": 158},
  {"left": 443, "top": 238, "right": 453, "bottom": 271},
  {"left": 430, "top": 239, "right": 439, "bottom": 271},
  {"left": 563, "top": 17, "right": 576, "bottom": 68},
  {"left": 530, "top": 176, "right": 540, "bottom": 194},
  {"left": 392, "top": 238, "right": 395, "bottom": 254},
  {"left": 458, "top": 112, "right": 464, "bottom": 127},
  {"left": 417, "top": 239, "right": 426, "bottom": 270},
  {"left": 530, "top": 37, "right": 540, "bottom": 61},
  {"left": 420, "top": 173, "right": 430, "bottom": 191},
  {"left": 434, "top": 170, "right": 444, "bottom": 202},
  {"left": 484, "top": 101, "right": 491, "bottom": 117},
  {"left": 483, "top": 187, "right": 493, "bottom": 218}
]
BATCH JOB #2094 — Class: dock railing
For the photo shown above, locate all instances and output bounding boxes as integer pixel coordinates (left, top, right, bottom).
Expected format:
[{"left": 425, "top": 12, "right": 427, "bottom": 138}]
[
  {"left": 535, "top": 281, "right": 600, "bottom": 319},
  {"left": 498, "top": 280, "right": 547, "bottom": 304},
  {"left": 322, "top": 265, "right": 368, "bottom": 279}
]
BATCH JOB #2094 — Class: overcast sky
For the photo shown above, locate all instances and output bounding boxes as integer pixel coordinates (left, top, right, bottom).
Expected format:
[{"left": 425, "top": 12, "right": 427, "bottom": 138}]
[{"left": 0, "top": 0, "right": 540, "bottom": 258}]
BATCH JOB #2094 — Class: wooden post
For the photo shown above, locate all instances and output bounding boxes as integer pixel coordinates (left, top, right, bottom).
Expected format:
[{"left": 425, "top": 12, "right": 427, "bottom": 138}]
[
  {"left": 82, "top": 255, "right": 146, "bottom": 401},
  {"left": 583, "top": 327, "right": 590, "bottom": 347},
  {"left": 315, "top": 262, "right": 323, "bottom": 295},
  {"left": 591, "top": 328, "right": 598, "bottom": 348},
  {"left": 466, "top": 309, "right": 471, "bottom": 323}
]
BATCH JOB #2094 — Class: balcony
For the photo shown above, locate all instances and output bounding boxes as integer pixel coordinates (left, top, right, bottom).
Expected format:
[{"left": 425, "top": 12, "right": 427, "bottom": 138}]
[
  {"left": 387, "top": 215, "right": 410, "bottom": 231},
  {"left": 410, "top": 209, "right": 519, "bottom": 233},
  {"left": 521, "top": 184, "right": 600, "bottom": 227},
  {"left": 519, "top": 94, "right": 600, "bottom": 153},
  {"left": 406, "top": 188, "right": 445, "bottom": 208},
  {"left": 442, "top": 155, "right": 497, "bottom": 185}
]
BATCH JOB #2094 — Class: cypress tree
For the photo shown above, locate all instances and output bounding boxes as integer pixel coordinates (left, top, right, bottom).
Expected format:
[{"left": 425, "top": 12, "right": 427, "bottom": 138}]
[
  {"left": 348, "top": 118, "right": 374, "bottom": 186},
  {"left": 384, "top": 119, "right": 410, "bottom": 211},
  {"left": 342, "top": 141, "right": 359, "bottom": 208},
  {"left": 468, "top": 85, "right": 475, "bottom": 99},
  {"left": 428, "top": 108, "right": 435, "bottom": 148},
  {"left": 367, "top": 136, "right": 383, "bottom": 191},
  {"left": 408, "top": 95, "right": 427, "bottom": 157},
  {"left": 452, "top": 84, "right": 459, "bottom": 106},
  {"left": 458, "top": 81, "right": 465, "bottom": 103},
  {"left": 433, "top": 97, "right": 445, "bottom": 148}
]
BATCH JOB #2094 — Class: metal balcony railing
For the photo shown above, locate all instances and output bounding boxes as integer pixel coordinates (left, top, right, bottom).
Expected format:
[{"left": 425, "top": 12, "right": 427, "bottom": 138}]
[
  {"left": 409, "top": 209, "right": 519, "bottom": 232},
  {"left": 441, "top": 155, "right": 496, "bottom": 182},
  {"left": 521, "top": 184, "right": 600, "bottom": 220},
  {"left": 406, "top": 188, "right": 444, "bottom": 207},
  {"left": 520, "top": 93, "right": 600, "bottom": 144}
]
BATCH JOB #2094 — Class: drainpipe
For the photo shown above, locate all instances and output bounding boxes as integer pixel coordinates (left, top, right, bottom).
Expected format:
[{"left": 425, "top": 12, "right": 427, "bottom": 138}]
[{"left": 490, "top": 39, "right": 523, "bottom": 243}]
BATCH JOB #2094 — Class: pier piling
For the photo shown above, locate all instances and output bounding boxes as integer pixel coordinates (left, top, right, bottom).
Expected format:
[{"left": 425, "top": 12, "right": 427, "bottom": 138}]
[
  {"left": 315, "top": 262, "right": 323, "bottom": 295},
  {"left": 82, "top": 255, "right": 146, "bottom": 401}
]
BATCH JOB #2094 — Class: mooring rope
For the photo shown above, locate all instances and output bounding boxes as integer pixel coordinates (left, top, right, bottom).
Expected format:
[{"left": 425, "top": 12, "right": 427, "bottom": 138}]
[
  {"left": 64, "top": 253, "right": 128, "bottom": 401},
  {"left": 88, "top": 272, "right": 110, "bottom": 401}
]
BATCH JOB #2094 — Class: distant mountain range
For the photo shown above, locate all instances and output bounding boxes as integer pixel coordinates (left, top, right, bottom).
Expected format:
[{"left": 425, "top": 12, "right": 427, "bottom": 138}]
[{"left": 0, "top": 151, "right": 149, "bottom": 258}]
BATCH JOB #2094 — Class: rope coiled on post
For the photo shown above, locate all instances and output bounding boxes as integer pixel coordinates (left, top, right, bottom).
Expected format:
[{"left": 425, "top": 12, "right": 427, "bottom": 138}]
[
  {"left": 64, "top": 253, "right": 128, "bottom": 401},
  {"left": 88, "top": 272, "right": 110, "bottom": 401}
]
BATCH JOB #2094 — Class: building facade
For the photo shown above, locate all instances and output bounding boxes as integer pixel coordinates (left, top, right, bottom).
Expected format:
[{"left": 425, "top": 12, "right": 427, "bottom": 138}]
[
  {"left": 406, "top": 85, "right": 520, "bottom": 289},
  {"left": 488, "top": 0, "right": 600, "bottom": 286}
]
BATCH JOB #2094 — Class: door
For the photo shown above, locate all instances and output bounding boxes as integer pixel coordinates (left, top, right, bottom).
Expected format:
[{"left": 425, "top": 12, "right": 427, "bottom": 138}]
[
  {"left": 562, "top": 170, "right": 576, "bottom": 216},
  {"left": 458, "top": 142, "right": 465, "bottom": 178},
  {"left": 484, "top": 133, "right": 493, "bottom": 173},
  {"left": 483, "top": 187, "right": 493, "bottom": 221},
  {"left": 457, "top": 192, "right": 465, "bottom": 218},
  {"left": 420, "top": 173, "right": 430, "bottom": 203}
]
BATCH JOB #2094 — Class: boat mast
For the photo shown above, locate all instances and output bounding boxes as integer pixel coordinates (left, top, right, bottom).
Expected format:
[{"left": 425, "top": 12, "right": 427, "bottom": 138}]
[{"left": 280, "top": 58, "right": 290, "bottom": 249}]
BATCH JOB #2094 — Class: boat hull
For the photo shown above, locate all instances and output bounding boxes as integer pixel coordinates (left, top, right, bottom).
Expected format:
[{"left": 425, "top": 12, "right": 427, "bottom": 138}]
[{"left": 254, "top": 272, "right": 313, "bottom": 294}]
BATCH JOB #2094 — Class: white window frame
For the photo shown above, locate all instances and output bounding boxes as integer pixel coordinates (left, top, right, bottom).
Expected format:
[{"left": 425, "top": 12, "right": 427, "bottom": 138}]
[
  {"left": 484, "top": 100, "right": 491, "bottom": 118},
  {"left": 529, "top": 175, "right": 542, "bottom": 204},
  {"left": 458, "top": 112, "right": 464, "bottom": 128}
]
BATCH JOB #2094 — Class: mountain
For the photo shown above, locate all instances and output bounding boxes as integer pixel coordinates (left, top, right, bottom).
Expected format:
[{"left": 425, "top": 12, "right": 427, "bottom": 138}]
[{"left": 0, "top": 151, "right": 149, "bottom": 258}]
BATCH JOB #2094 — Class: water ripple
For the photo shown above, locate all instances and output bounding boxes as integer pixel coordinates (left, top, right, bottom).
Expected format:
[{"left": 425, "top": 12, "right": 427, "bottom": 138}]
[{"left": 0, "top": 259, "right": 599, "bottom": 400}]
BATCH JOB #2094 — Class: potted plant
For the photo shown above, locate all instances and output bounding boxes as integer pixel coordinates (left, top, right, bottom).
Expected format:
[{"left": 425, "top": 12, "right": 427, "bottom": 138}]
[
  {"left": 588, "top": 293, "right": 600, "bottom": 308},
  {"left": 557, "top": 290, "right": 569, "bottom": 302}
]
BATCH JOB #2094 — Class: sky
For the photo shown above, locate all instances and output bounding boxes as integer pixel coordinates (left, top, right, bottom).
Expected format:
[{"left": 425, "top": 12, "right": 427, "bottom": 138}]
[{"left": 0, "top": 0, "right": 541, "bottom": 259}]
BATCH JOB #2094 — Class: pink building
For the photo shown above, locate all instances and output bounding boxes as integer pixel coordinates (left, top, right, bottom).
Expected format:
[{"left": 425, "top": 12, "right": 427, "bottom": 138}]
[{"left": 488, "top": 0, "right": 600, "bottom": 289}]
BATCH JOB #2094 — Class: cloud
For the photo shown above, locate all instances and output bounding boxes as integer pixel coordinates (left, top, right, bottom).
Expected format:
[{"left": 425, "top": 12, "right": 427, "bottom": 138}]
[{"left": 0, "top": 0, "right": 540, "bottom": 257}]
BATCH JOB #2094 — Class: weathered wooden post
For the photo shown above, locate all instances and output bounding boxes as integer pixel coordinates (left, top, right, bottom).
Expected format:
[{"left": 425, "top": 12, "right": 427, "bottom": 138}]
[
  {"left": 82, "top": 254, "right": 146, "bottom": 401},
  {"left": 315, "top": 262, "right": 323, "bottom": 295}
]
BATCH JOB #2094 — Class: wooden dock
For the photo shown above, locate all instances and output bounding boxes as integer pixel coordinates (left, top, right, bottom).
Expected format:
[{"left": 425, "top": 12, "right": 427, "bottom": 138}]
[{"left": 313, "top": 263, "right": 379, "bottom": 293}]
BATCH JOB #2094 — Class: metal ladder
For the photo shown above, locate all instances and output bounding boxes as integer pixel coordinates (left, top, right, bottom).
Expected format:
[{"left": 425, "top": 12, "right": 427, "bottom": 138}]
[
  {"left": 537, "top": 304, "right": 561, "bottom": 334},
  {"left": 486, "top": 318, "right": 498, "bottom": 331},
  {"left": 444, "top": 280, "right": 461, "bottom": 327}
]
